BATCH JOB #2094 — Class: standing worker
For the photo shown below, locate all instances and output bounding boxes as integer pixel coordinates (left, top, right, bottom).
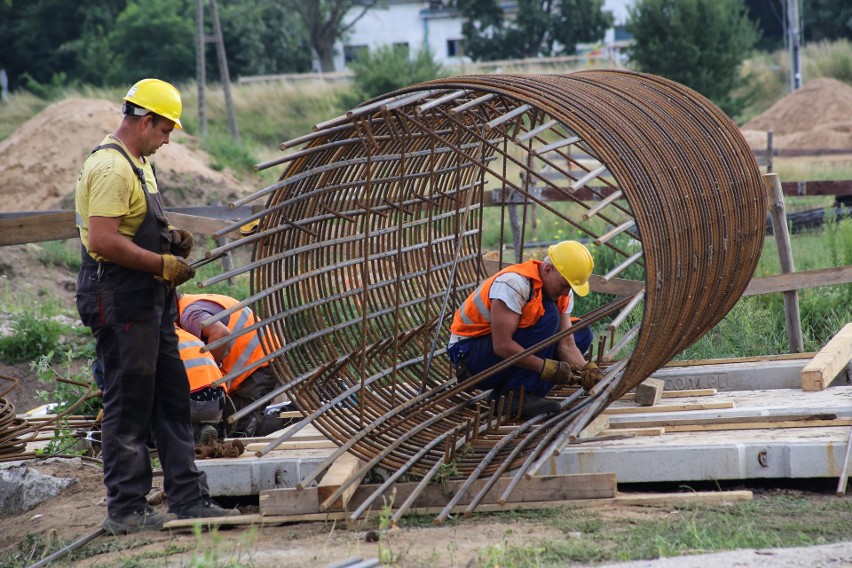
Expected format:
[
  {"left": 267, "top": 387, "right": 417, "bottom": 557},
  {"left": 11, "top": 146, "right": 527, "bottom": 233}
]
[
  {"left": 177, "top": 292, "right": 284, "bottom": 437},
  {"left": 447, "top": 240, "right": 604, "bottom": 417},
  {"left": 75, "top": 78, "right": 238, "bottom": 534}
]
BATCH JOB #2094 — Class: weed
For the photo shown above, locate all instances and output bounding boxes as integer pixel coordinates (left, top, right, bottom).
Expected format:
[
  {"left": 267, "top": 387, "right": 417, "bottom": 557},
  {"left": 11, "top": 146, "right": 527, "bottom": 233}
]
[
  {"left": 35, "top": 240, "right": 82, "bottom": 271},
  {"left": 0, "top": 313, "right": 62, "bottom": 364}
]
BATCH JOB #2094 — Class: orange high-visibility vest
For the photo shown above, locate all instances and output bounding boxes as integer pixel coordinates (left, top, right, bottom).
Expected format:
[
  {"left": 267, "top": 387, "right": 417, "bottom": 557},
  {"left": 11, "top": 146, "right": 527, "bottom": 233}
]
[
  {"left": 175, "top": 327, "right": 225, "bottom": 393},
  {"left": 177, "top": 293, "right": 281, "bottom": 390},
  {"left": 450, "top": 260, "right": 571, "bottom": 339}
]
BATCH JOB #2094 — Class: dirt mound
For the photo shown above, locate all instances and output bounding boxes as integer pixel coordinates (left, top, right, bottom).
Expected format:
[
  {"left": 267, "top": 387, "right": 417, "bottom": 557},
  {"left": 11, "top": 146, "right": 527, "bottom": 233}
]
[
  {"left": 741, "top": 78, "right": 852, "bottom": 150},
  {"left": 0, "top": 98, "right": 254, "bottom": 212}
]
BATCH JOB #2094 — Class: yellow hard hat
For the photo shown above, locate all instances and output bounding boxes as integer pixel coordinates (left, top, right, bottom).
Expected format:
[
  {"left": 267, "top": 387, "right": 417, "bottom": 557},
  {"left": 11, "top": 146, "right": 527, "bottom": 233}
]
[
  {"left": 547, "top": 240, "right": 594, "bottom": 297},
  {"left": 123, "top": 78, "right": 183, "bottom": 129}
]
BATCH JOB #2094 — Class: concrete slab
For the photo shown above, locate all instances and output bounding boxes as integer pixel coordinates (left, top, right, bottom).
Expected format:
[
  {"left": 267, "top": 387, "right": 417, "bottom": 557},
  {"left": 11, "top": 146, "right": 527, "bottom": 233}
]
[
  {"left": 195, "top": 387, "right": 852, "bottom": 496},
  {"left": 650, "top": 359, "right": 810, "bottom": 391},
  {"left": 196, "top": 447, "right": 333, "bottom": 496}
]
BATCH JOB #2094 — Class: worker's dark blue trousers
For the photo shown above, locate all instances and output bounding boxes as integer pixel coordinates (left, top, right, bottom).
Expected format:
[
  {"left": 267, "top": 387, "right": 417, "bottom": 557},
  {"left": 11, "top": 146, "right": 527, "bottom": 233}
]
[
  {"left": 77, "top": 265, "right": 208, "bottom": 516},
  {"left": 447, "top": 298, "right": 593, "bottom": 398}
]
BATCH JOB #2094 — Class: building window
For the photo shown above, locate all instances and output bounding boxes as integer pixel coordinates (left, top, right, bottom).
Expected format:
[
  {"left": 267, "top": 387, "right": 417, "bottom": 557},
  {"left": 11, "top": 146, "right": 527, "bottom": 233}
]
[
  {"left": 393, "top": 42, "right": 410, "bottom": 57},
  {"left": 447, "top": 39, "right": 463, "bottom": 58},
  {"left": 344, "top": 44, "right": 368, "bottom": 64}
]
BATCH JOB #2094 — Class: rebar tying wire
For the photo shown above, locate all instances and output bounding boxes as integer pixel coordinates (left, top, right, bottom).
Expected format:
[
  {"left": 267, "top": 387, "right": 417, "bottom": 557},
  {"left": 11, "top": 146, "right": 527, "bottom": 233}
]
[{"left": 196, "top": 71, "right": 765, "bottom": 519}]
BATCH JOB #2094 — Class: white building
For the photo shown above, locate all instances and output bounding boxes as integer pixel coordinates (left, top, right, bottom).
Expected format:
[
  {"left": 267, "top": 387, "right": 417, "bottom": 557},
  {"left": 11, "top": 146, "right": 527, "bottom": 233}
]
[{"left": 324, "top": 0, "right": 635, "bottom": 72}]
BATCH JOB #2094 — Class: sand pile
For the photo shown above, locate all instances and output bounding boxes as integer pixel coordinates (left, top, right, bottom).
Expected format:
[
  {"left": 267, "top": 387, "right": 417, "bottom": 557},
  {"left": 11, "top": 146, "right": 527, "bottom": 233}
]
[
  {"left": 0, "top": 98, "right": 254, "bottom": 212},
  {"left": 740, "top": 77, "right": 852, "bottom": 150}
]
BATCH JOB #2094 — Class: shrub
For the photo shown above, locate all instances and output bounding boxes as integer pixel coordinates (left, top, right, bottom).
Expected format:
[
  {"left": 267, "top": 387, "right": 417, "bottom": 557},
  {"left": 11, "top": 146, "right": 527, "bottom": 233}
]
[
  {"left": 344, "top": 44, "right": 446, "bottom": 107},
  {"left": 0, "top": 313, "right": 62, "bottom": 364}
]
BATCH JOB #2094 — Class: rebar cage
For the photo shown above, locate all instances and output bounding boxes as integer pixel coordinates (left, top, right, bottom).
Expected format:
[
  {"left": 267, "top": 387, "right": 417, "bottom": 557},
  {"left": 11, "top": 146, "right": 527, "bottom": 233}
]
[{"left": 201, "top": 70, "right": 765, "bottom": 517}]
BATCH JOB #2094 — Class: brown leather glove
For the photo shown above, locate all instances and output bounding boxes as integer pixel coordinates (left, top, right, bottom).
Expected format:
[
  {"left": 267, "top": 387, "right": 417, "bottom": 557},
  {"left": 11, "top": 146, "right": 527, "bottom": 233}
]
[
  {"left": 169, "top": 228, "right": 194, "bottom": 258},
  {"left": 579, "top": 361, "right": 604, "bottom": 391},
  {"left": 540, "top": 359, "right": 573, "bottom": 384},
  {"left": 159, "top": 253, "right": 195, "bottom": 288}
]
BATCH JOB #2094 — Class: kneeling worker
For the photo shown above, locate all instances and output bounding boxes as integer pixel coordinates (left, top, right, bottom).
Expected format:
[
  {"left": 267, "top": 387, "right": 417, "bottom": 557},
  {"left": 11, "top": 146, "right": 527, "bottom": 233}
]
[
  {"left": 177, "top": 292, "right": 283, "bottom": 437},
  {"left": 175, "top": 326, "right": 228, "bottom": 444},
  {"left": 447, "top": 240, "right": 604, "bottom": 417}
]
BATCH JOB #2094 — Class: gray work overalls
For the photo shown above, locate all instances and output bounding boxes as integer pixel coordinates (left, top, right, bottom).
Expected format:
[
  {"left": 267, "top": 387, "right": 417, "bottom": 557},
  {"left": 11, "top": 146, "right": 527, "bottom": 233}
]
[{"left": 76, "top": 143, "right": 208, "bottom": 516}]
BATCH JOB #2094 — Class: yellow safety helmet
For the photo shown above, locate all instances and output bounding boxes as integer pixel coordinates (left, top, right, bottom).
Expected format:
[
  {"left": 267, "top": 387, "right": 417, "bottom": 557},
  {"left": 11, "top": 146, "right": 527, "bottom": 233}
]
[
  {"left": 123, "top": 78, "right": 183, "bottom": 129},
  {"left": 547, "top": 240, "right": 594, "bottom": 297}
]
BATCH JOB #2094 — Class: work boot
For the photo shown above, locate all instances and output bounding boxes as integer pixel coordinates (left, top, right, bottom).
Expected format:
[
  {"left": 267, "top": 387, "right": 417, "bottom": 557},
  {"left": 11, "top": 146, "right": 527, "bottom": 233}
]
[
  {"left": 193, "top": 424, "right": 218, "bottom": 445},
  {"left": 102, "top": 507, "right": 176, "bottom": 535},
  {"left": 504, "top": 393, "right": 560, "bottom": 417},
  {"left": 171, "top": 497, "right": 240, "bottom": 519}
]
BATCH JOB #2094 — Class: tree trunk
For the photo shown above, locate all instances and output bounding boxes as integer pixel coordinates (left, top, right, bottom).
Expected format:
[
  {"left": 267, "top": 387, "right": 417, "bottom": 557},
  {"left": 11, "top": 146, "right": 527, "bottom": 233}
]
[{"left": 316, "top": 43, "right": 336, "bottom": 72}]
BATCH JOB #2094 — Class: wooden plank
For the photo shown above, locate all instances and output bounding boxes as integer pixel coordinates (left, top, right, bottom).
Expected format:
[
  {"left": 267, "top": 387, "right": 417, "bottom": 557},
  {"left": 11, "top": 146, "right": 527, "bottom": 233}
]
[
  {"left": 0, "top": 210, "right": 241, "bottom": 247},
  {"left": 0, "top": 211, "right": 76, "bottom": 245},
  {"left": 578, "top": 414, "right": 610, "bottom": 439},
  {"left": 261, "top": 472, "right": 616, "bottom": 516},
  {"left": 801, "top": 323, "right": 852, "bottom": 391},
  {"left": 255, "top": 490, "right": 752, "bottom": 525},
  {"left": 600, "top": 427, "right": 665, "bottom": 437},
  {"left": 744, "top": 265, "right": 852, "bottom": 296},
  {"left": 245, "top": 439, "right": 336, "bottom": 452},
  {"left": 164, "top": 513, "right": 264, "bottom": 529},
  {"left": 609, "top": 412, "right": 838, "bottom": 430},
  {"left": 660, "top": 417, "right": 852, "bottom": 433},
  {"left": 317, "top": 452, "right": 366, "bottom": 511},
  {"left": 620, "top": 389, "right": 717, "bottom": 401},
  {"left": 663, "top": 353, "right": 814, "bottom": 367},
  {"left": 601, "top": 402, "right": 734, "bottom": 415}
]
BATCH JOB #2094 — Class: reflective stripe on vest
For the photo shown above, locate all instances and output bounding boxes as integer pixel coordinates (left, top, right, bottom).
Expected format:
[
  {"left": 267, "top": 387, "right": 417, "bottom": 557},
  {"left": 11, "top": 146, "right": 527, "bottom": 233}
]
[
  {"left": 177, "top": 293, "right": 281, "bottom": 390},
  {"left": 450, "top": 260, "right": 571, "bottom": 338},
  {"left": 176, "top": 327, "right": 224, "bottom": 393}
]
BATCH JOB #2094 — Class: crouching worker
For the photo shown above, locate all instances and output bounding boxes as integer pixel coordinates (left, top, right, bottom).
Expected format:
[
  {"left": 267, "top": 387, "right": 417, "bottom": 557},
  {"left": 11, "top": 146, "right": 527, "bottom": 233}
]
[
  {"left": 447, "top": 240, "right": 604, "bottom": 417},
  {"left": 175, "top": 326, "right": 229, "bottom": 445},
  {"left": 177, "top": 292, "right": 285, "bottom": 437}
]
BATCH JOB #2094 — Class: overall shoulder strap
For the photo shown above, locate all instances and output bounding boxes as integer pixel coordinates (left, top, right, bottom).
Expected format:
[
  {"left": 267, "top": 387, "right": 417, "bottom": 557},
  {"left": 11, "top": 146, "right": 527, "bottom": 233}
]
[{"left": 93, "top": 143, "right": 145, "bottom": 185}]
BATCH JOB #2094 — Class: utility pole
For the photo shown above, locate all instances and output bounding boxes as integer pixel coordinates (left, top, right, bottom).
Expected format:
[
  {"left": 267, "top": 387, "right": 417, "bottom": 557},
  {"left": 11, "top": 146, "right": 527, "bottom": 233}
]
[
  {"left": 195, "top": 0, "right": 239, "bottom": 142},
  {"left": 195, "top": 0, "right": 207, "bottom": 137},
  {"left": 786, "top": 0, "right": 803, "bottom": 91}
]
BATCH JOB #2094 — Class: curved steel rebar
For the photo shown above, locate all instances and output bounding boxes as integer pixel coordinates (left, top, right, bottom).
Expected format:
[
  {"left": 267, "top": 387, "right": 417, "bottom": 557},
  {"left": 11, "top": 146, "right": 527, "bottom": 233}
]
[{"left": 203, "top": 70, "right": 765, "bottom": 518}]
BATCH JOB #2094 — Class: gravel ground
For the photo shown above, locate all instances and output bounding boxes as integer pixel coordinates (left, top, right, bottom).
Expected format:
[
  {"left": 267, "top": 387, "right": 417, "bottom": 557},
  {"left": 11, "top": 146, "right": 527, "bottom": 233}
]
[{"left": 597, "top": 541, "right": 852, "bottom": 568}]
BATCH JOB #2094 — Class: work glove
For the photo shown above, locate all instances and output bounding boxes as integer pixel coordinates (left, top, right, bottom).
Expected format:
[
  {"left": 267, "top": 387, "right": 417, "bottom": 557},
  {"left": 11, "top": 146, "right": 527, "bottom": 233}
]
[
  {"left": 169, "top": 228, "right": 194, "bottom": 258},
  {"left": 579, "top": 361, "right": 604, "bottom": 391},
  {"left": 539, "top": 358, "right": 573, "bottom": 384},
  {"left": 158, "top": 253, "right": 195, "bottom": 288}
]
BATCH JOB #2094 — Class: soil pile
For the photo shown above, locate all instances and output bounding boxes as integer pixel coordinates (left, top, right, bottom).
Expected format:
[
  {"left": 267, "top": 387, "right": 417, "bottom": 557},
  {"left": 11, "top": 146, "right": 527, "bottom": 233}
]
[
  {"left": 740, "top": 77, "right": 852, "bottom": 150},
  {"left": 0, "top": 98, "right": 254, "bottom": 212}
]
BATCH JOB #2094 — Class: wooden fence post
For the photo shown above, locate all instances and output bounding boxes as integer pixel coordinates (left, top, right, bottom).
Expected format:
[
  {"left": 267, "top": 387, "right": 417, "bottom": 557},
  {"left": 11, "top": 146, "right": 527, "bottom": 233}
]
[{"left": 763, "top": 173, "right": 804, "bottom": 352}]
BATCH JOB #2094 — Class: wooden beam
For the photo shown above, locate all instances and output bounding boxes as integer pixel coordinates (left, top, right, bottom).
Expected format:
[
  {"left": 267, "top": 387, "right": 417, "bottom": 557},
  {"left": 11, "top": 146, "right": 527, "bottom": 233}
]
[
  {"left": 800, "top": 323, "right": 852, "bottom": 391},
  {"left": 633, "top": 378, "right": 664, "bottom": 406},
  {"left": 244, "top": 439, "right": 336, "bottom": 452},
  {"left": 316, "top": 452, "right": 366, "bottom": 511},
  {"left": 743, "top": 265, "right": 852, "bottom": 296},
  {"left": 659, "top": 417, "right": 852, "bottom": 433},
  {"left": 600, "top": 427, "right": 665, "bottom": 437},
  {"left": 609, "top": 412, "right": 838, "bottom": 430},
  {"left": 0, "top": 210, "right": 242, "bottom": 247},
  {"left": 250, "top": 490, "right": 753, "bottom": 526},
  {"left": 260, "top": 472, "right": 617, "bottom": 516}
]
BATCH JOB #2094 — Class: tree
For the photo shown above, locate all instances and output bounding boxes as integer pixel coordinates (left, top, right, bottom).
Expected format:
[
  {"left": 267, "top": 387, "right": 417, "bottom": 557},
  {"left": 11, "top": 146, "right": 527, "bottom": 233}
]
[
  {"left": 282, "top": 0, "right": 379, "bottom": 72},
  {"left": 346, "top": 44, "right": 445, "bottom": 103},
  {"left": 218, "top": 0, "right": 312, "bottom": 76},
  {"left": 454, "top": 0, "right": 614, "bottom": 61},
  {"left": 802, "top": 0, "right": 852, "bottom": 42},
  {"left": 627, "top": 0, "right": 759, "bottom": 116}
]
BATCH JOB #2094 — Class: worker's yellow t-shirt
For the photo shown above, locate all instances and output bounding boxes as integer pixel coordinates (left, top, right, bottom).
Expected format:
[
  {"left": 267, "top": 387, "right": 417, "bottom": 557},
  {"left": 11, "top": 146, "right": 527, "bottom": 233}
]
[{"left": 75, "top": 135, "right": 160, "bottom": 261}]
